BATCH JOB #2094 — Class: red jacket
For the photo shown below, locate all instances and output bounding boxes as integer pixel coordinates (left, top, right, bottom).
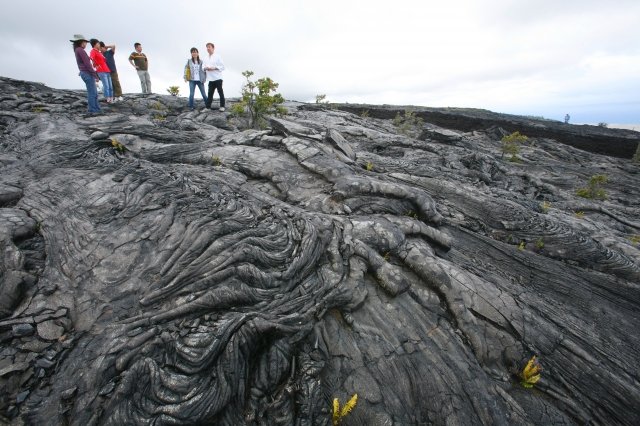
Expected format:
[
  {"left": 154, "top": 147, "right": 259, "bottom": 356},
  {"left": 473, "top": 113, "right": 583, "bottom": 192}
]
[{"left": 90, "top": 48, "right": 111, "bottom": 73}]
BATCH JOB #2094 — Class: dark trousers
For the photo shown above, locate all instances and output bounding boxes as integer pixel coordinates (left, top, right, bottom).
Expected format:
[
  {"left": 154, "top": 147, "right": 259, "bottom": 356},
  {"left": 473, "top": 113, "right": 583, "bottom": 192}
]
[{"left": 206, "top": 79, "right": 225, "bottom": 108}]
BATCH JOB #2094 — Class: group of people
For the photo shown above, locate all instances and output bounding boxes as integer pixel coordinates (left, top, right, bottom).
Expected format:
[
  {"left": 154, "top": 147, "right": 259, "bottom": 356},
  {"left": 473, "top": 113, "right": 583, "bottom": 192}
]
[
  {"left": 71, "top": 34, "right": 225, "bottom": 114},
  {"left": 71, "top": 34, "right": 124, "bottom": 113},
  {"left": 183, "top": 43, "right": 225, "bottom": 111}
]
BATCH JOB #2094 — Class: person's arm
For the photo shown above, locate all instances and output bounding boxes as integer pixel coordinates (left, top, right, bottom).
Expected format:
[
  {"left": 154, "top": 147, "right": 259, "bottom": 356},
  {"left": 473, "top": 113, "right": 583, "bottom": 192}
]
[
  {"left": 80, "top": 49, "right": 99, "bottom": 80},
  {"left": 129, "top": 54, "right": 138, "bottom": 69},
  {"left": 216, "top": 56, "right": 225, "bottom": 72},
  {"left": 108, "top": 44, "right": 116, "bottom": 54}
]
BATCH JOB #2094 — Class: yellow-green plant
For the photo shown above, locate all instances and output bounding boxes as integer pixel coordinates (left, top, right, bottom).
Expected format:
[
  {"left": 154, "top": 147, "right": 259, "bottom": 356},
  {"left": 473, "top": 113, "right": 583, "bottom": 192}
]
[
  {"left": 166, "top": 86, "right": 180, "bottom": 96},
  {"left": 541, "top": 201, "right": 551, "bottom": 213},
  {"left": 629, "top": 235, "right": 640, "bottom": 245},
  {"left": 574, "top": 211, "right": 585, "bottom": 218},
  {"left": 632, "top": 144, "right": 640, "bottom": 164},
  {"left": 576, "top": 174, "right": 608, "bottom": 200},
  {"left": 152, "top": 113, "right": 166, "bottom": 121},
  {"left": 405, "top": 210, "right": 418, "bottom": 219},
  {"left": 535, "top": 238, "right": 545, "bottom": 250},
  {"left": 360, "top": 109, "right": 370, "bottom": 118},
  {"left": 151, "top": 101, "right": 165, "bottom": 110},
  {"left": 315, "top": 94, "right": 328, "bottom": 104},
  {"left": 393, "top": 110, "right": 423, "bottom": 137},
  {"left": 332, "top": 394, "right": 358, "bottom": 426},
  {"left": 518, "top": 241, "right": 526, "bottom": 251},
  {"left": 365, "top": 161, "right": 374, "bottom": 171},
  {"left": 111, "top": 138, "right": 126, "bottom": 153},
  {"left": 31, "top": 106, "right": 44, "bottom": 113},
  {"left": 212, "top": 155, "right": 222, "bottom": 166},
  {"left": 519, "top": 355, "right": 542, "bottom": 388},
  {"left": 501, "top": 131, "right": 528, "bottom": 161},
  {"left": 232, "top": 70, "right": 286, "bottom": 129}
]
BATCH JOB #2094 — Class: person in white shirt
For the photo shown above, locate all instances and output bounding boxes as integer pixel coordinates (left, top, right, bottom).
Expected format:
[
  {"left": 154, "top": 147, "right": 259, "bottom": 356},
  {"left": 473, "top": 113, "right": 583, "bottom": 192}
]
[{"left": 203, "top": 42, "right": 226, "bottom": 111}]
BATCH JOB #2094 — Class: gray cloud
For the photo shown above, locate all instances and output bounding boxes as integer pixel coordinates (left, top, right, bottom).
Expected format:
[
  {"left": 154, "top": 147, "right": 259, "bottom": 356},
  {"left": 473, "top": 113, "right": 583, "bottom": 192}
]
[{"left": 1, "top": 0, "right": 638, "bottom": 124}]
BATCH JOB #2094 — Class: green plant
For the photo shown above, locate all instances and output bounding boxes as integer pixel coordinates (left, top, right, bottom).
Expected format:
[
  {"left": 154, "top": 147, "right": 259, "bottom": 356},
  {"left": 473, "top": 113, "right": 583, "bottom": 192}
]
[
  {"left": 393, "top": 110, "right": 424, "bottom": 137},
  {"left": 233, "top": 70, "right": 286, "bottom": 128},
  {"left": 405, "top": 210, "right": 418, "bottom": 219},
  {"left": 535, "top": 238, "right": 545, "bottom": 250},
  {"left": 212, "top": 155, "right": 222, "bottom": 166},
  {"left": 31, "top": 106, "right": 44, "bottom": 113},
  {"left": 111, "top": 138, "right": 126, "bottom": 153},
  {"left": 629, "top": 235, "right": 640, "bottom": 245},
  {"left": 632, "top": 143, "right": 640, "bottom": 164},
  {"left": 151, "top": 101, "right": 165, "bottom": 110},
  {"left": 518, "top": 241, "right": 526, "bottom": 251},
  {"left": 501, "top": 131, "right": 528, "bottom": 161},
  {"left": 519, "top": 355, "right": 542, "bottom": 388},
  {"left": 152, "top": 113, "right": 166, "bottom": 121},
  {"left": 166, "top": 86, "right": 180, "bottom": 97},
  {"left": 541, "top": 201, "right": 551, "bottom": 213},
  {"left": 574, "top": 211, "right": 585, "bottom": 218},
  {"left": 332, "top": 394, "right": 358, "bottom": 426},
  {"left": 576, "top": 174, "right": 608, "bottom": 200},
  {"left": 360, "top": 109, "right": 370, "bottom": 118},
  {"left": 365, "top": 161, "right": 374, "bottom": 171},
  {"left": 315, "top": 94, "right": 328, "bottom": 104}
]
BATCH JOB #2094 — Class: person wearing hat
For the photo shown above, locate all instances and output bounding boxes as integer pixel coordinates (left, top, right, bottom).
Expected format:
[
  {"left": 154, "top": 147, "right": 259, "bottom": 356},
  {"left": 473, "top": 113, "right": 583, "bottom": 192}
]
[{"left": 70, "top": 34, "right": 101, "bottom": 114}]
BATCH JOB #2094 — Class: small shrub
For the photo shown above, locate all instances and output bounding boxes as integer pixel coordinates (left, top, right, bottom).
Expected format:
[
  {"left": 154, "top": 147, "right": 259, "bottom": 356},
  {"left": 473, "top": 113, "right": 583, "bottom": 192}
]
[
  {"left": 212, "top": 155, "right": 222, "bottom": 166},
  {"left": 332, "top": 394, "right": 357, "bottom": 426},
  {"left": 365, "top": 161, "right": 374, "bottom": 171},
  {"left": 632, "top": 144, "right": 640, "bottom": 164},
  {"left": 519, "top": 355, "right": 542, "bottom": 388},
  {"left": 360, "top": 109, "right": 370, "bottom": 118},
  {"left": 151, "top": 101, "right": 165, "bottom": 110},
  {"left": 152, "top": 113, "right": 166, "bottom": 121},
  {"left": 111, "top": 138, "right": 126, "bottom": 153},
  {"left": 405, "top": 210, "right": 418, "bottom": 219},
  {"left": 541, "top": 201, "right": 551, "bottom": 213},
  {"left": 315, "top": 94, "right": 328, "bottom": 104},
  {"left": 393, "top": 110, "right": 424, "bottom": 137},
  {"left": 501, "top": 131, "right": 528, "bottom": 161},
  {"left": 535, "top": 238, "right": 545, "bottom": 250},
  {"left": 518, "top": 241, "right": 526, "bottom": 251},
  {"left": 233, "top": 70, "right": 286, "bottom": 129},
  {"left": 166, "top": 86, "right": 180, "bottom": 97},
  {"left": 574, "top": 211, "right": 585, "bottom": 218},
  {"left": 629, "top": 235, "right": 640, "bottom": 246},
  {"left": 31, "top": 106, "right": 44, "bottom": 113},
  {"left": 576, "top": 174, "right": 608, "bottom": 200}
]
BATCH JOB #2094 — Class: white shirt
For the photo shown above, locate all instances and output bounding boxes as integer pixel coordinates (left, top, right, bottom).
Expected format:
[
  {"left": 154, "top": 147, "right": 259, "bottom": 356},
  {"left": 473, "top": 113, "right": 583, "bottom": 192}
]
[{"left": 203, "top": 53, "right": 225, "bottom": 82}]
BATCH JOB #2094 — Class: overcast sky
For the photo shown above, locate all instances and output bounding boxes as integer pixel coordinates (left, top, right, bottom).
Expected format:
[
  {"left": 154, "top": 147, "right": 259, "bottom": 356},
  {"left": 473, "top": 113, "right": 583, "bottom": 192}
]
[{"left": 1, "top": 0, "right": 639, "bottom": 124}]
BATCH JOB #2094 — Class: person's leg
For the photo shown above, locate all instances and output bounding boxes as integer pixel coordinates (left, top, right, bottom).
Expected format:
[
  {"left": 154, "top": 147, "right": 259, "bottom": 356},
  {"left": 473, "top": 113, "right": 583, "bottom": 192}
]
[
  {"left": 111, "top": 72, "right": 122, "bottom": 97},
  {"left": 144, "top": 71, "right": 152, "bottom": 94},
  {"left": 104, "top": 73, "right": 114, "bottom": 100},
  {"left": 188, "top": 80, "right": 196, "bottom": 108},
  {"left": 215, "top": 79, "right": 225, "bottom": 108},
  {"left": 98, "top": 73, "right": 110, "bottom": 100},
  {"left": 197, "top": 82, "right": 207, "bottom": 104},
  {"left": 206, "top": 81, "right": 214, "bottom": 108},
  {"left": 136, "top": 70, "right": 146, "bottom": 93},
  {"left": 81, "top": 72, "right": 100, "bottom": 113}
]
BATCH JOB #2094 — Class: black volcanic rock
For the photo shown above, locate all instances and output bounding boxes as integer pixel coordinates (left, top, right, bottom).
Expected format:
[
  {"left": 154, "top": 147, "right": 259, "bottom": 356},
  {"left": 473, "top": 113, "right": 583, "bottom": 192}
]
[{"left": 0, "top": 76, "right": 639, "bottom": 425}]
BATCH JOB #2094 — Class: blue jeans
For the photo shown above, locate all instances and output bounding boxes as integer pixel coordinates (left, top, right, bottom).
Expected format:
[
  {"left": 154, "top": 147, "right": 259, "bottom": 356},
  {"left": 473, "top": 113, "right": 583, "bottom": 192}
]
[
  {"left": 80, "top": 71, "right": 101, "bottom": 113},
  {"left": 188, "top": 80, "right": 207, "bottom": 108},
  {"left": 98, "top": 72, "right": 113, "bottom": 98}
]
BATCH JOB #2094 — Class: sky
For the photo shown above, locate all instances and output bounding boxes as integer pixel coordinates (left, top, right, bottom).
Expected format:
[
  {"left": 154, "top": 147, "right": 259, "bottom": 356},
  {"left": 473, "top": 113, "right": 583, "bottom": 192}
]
[{"left": 1, "top": 0, "right": 639, "bottom": 125}]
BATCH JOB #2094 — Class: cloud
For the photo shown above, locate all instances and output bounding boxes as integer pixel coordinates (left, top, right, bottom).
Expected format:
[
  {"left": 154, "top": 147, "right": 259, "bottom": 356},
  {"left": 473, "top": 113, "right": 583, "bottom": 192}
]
[{"left": 0, "top": 0, "right": 638, "bottom": 123}]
